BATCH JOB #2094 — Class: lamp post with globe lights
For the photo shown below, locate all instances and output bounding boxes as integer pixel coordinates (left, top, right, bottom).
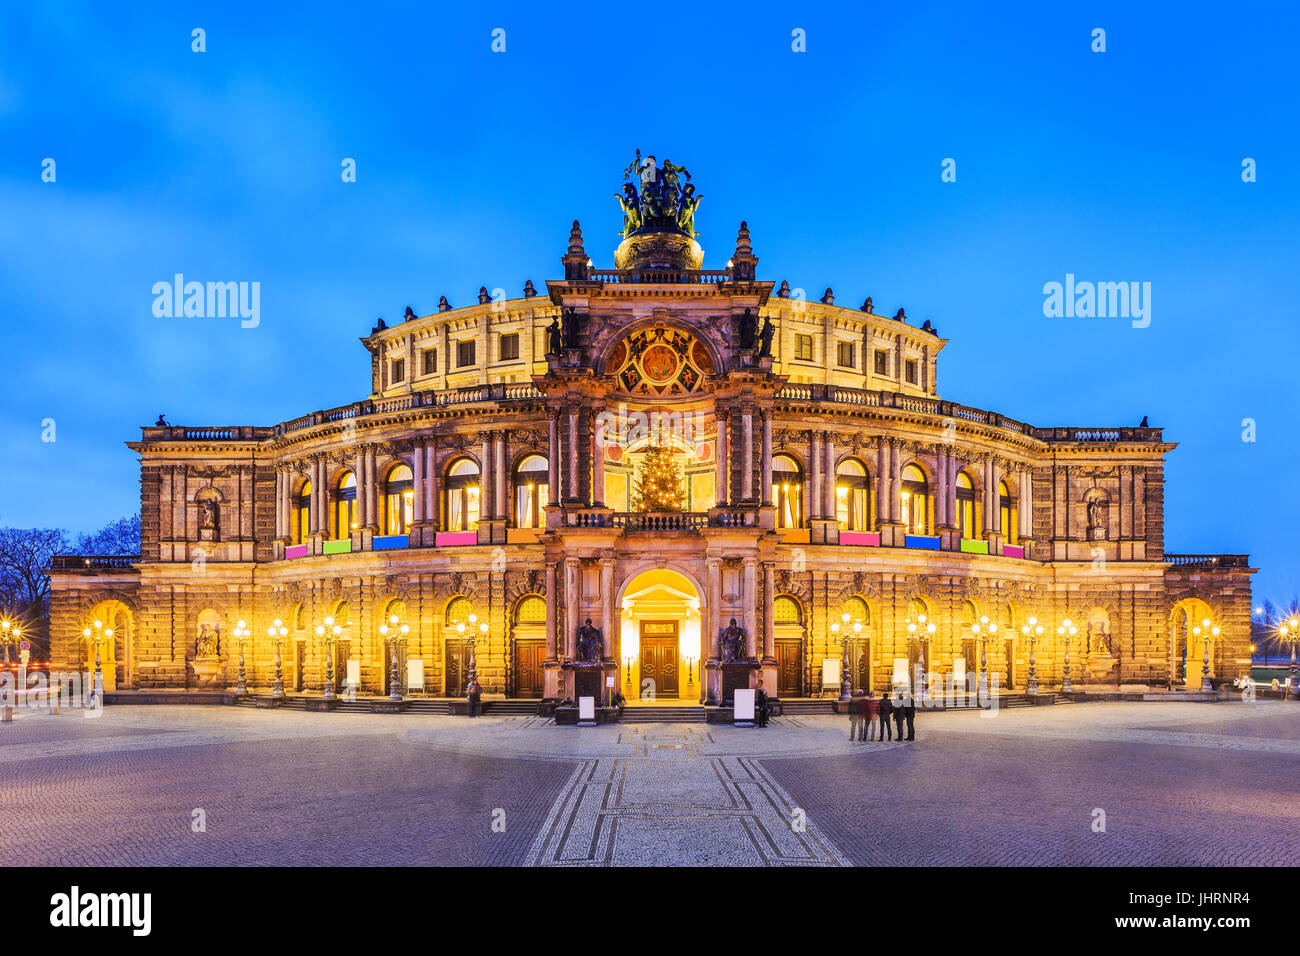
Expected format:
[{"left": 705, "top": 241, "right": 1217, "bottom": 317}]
[
  {"left": 379, "top": 614, "right": 411, "bottom": 702},
  {"left": 0, "top": 618, "right": 20, "bottom": 667},
  {"left": 970, "top": 615, "right": 999, "bottom": 699},
  {"left": 1057, "top": 618, "right": 1078, "bottom": 692},
  {"left": 233, "top": 620, "right": 250, "bottom": 696},
  {"left": 1191, "top": 618, "right": 1220, "bottom": 692},
  {"left": 314, "top": 617, "right": 342, "bottom": 700},
  {"left": 831, "top": 612, "right": 864, "bottom": 700},
  {"left": 267, "top": 619, "right": 288, "bottom": 699},
  {"left": 1020, "top": 616, "right": 1044, "bottom": 694},
  {"left": 81, "top": 619, "right": 112, "bottom": 701},
  {"left": 905, "top": 615, "right": 936, "bottom": 698},
  {"left": 1277, "top": 617, "right": 1299, "bottom": 699}
]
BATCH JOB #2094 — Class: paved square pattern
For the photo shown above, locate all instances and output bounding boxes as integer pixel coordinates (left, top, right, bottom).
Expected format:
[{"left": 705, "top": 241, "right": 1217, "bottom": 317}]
[{"left": 1, "top": 700, "right": 1296, "bottom": 866}]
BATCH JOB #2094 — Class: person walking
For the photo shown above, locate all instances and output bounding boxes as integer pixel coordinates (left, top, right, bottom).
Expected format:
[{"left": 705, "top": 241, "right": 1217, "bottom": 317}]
[
  {"left": 903, "top": 687, "right": 916, "bottom": 741},
  {"left": 756, "top": 680, "right": 770, "bottom": 728},
  {"left": 864, "top": 690, "right": 880, "bottom": 741},
  {"left": 847, "top": 692, "right": 861, "bottom": 741},
  {"left": 856, "top": 692, "right": 871, "bottom": 741},
  {"left": 466, "top": 677, "right": 482, "bottom": 718},
  {"left": 878, "top": 691, "right": 893, "bottom": 741},
  {"left": 893, "top": 687, "right": 906, "bottom": 741}
]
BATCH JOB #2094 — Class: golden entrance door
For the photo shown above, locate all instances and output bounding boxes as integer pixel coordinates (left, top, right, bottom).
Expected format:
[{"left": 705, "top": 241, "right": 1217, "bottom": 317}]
[
  {"left": 515, "top": 639, "right": 545, "bottom": 698},
  {"left": 639, "top": 621, "right": 679, "bottom": 699},
  {"left": 776, "top": 639, "right": 802, "bottom": 697}
]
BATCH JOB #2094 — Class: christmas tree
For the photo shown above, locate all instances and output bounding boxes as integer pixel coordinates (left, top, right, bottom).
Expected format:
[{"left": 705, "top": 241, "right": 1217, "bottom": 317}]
[{"left": 633, "top": 445, "right": 686, "bottom": 512}]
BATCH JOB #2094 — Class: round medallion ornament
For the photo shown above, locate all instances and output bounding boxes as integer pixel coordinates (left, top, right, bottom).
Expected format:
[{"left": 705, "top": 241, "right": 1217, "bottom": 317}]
[{"left": 641, "top": 344, "right": 679, "bottom": 383}]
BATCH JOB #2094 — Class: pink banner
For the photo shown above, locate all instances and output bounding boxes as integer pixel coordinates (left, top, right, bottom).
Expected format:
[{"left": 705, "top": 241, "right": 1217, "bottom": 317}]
[
  {"left": 1003, "top": 544, "right": 1025, "bottom": 559},
  {"left": 839, "top": 531, "right": 880, "bottom": 546},
  {"left": 435, "top": 531, "right": 478, "bottom": 547},
  {"left": 284, "top": 544, "right": 308, "bottom": 559}
]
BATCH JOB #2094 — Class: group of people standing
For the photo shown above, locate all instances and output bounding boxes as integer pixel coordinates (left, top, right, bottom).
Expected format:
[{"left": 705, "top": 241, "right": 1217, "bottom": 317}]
[{"left": 849, "top": 689, "right": 916, "bottom": 742}]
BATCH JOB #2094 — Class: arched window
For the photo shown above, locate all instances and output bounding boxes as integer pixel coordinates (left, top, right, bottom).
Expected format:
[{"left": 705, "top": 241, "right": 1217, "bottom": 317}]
[
  {"left": 445, "top": 596, "right": 474, "bottom": 627},
  {"left": 515, "top": 596, "right": 546, "bottom": 624},
  {"left": 999, "top": 480, "right": 1015, "bottom": 542},
  {"left": 383, "top": 599, "right": 407, "bottom": 625},
  {"left": 773, "top": 455, "right": 803, "bottom": 528},
  {"left": 293, "top": 479, "right": 312, "bottom": 545},
  {"left": 774, "top": 596, "right": 802, "bottom": 625},
  {"left": 900, "top": 464, "right": 929, "bottom": 535},
  {"left": 514, "top": 455, "right": 549, "bottom": 529},
  {"left": 332, "top": 601, "right": 351, "bottom": 627},
  {"left": 445, "top": 458, "right": 481, "bottom": 532},
  {"left": 835, "top": 458, "right": 870, "bottom": 531},
  {"left": 906, "top": 597, "right": 929, "bottom": 622},
  {"left": 335, "top": 471, "right": 357, "bottom": 538},
  {"left": 291, "top": 603, "right": 305, "bottom": 632},
  {"left": 839, "top": 596, "right": 870, "bottom": 625},
  {"left": 383, "top": 464, "right": 414, "bottom": 535},
  {"left": 956, "top": 471, "right": 977, "bottom": 539}
]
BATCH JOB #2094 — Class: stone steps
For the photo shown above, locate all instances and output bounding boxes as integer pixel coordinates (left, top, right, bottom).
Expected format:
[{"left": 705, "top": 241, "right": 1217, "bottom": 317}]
[{"left": 621, "top": 706, "right": 708, "bottom": 723}]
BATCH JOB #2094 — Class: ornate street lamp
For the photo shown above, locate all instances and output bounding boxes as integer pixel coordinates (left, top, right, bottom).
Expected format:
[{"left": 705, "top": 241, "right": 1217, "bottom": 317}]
[
  {"left": 81, "top": 619, "right": 113, "bottom": 702},
  {"left": 1279, "top": 617, "right": 1300, "bottom": 700},
  {"left": 233, "top": 620, "right": 250, "bottom": 696},
  {"left": 970, "top": 615, "right": 998, "bottom": 698},
  {"left": 0, "top": 618, "right": 19, "bottom": 666},
  {"left": 1277, "top": 616, "right": 1299, "bottom": 698},
  {"left": 314, "top": 617, "right": 342, "bottom": 700},
  {"left": 379, "top": 614, "right": 411, "bottom": 702},
  {"left": 1191, "top": 618, "right": 1220, "bottom": 692},
  {"left": 905, "top": 615, "right": 936, "bottom": 697},
  {"left": 1021, "top": 616, "right": 1044, "bottom": 695},
  {"left": 832, "top": 612, "right": 864, "bottom": 701},
  {"left": 1057, "top": 618, "right": 1078, "bottom": 693},
  {"left": 267, "top": 619, "right": 288, "bottom": 699}
]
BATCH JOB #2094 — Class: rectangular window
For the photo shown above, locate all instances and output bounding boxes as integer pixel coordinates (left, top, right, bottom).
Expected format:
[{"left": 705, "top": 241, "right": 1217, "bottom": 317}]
[
  {"left": 422, "top": 349, "right": 437, "bottom": 375},
  {"left": 795, "top": 334, "right": 813, "bottom": 362},
  {"left": 499, "top": 332, "right": 519, "bottom": 361},
  {"left": 456, "top": 340, "right": 476, "bottom": 367},
  {"left": 390, "top": 359, "right": 404, "bottom": 383},
  {"left": 905, "top": 359, "right": 918, "bottom": 384},
  {"left": 874, "top": 350, "right": 888, "bottom": 375},
  {"left": 836, "top": 341, "right": 855, "bottom": 368}
]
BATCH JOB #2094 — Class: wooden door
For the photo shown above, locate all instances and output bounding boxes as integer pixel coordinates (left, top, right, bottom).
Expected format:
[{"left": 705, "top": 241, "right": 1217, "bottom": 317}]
[
  {"left": 639, "top": 621, "right": 679, "bottom": 699},
  {"left": 776, "top": 640, "right": 802, "bottom": 697},
  {"left": 515, "top": 639, "right": 545, "bottom": 698},
  {"left": 294, "top": 642, "right": 306, "bottom": 692},
  {"left": 335, "top": 641, "right": 350, "bottom": 694},
  {"left": 852, "top": 639, "right": 871, "bottom": 692},
  {"left": 1003, "top": 638, "right": 1016, "bottom": 688},
  {"left": 445, "top": 640, "right": 467, "bottom": 697}
]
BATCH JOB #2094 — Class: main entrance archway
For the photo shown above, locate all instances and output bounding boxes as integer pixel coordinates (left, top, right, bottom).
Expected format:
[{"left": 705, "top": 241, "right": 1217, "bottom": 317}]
[{"left": 618, "top": 568, "right": 703, "bottom": 703}]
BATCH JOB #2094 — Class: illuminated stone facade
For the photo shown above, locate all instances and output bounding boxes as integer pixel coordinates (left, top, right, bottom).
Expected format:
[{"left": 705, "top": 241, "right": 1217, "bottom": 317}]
[{"left": 48, "top": 192, "right": 1254, "bottom": 703}]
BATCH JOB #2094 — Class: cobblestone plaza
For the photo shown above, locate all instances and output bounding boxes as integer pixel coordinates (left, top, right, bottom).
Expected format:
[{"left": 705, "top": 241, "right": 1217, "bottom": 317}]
[{"left": 3, "top": 700, "right": 1296, "bottom": 867}]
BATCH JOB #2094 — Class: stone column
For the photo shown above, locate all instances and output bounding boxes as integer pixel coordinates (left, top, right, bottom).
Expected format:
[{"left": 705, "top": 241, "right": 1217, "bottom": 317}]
[
  {"left": 311, "top": 457, "right": 324, "bottom": 533},
  {"left": 985, "top": 457, "right": 998, "bottom": 534},
  {"left": 600, "top": 559, "right": 614, "bottom": 660},
  {"left": 936, "top": 449, "right": 949, "bottom": 527},
  {"left": 889, "top": 441, "right": 902, "bottom": 522},
  {"left": 412, "top": 438, "right": 425, "bottom": 524},
  {"left": 353, "top": 449, "right": 366, "bottom": 529},
  {"left": 364, "top": 446, "right": 378, "bottom": 531},
  {"left": 592, "top": 414, "right": 606, "bottom": 506},
  {"left": 762, "top": 562, "right": 775, "bottom": 661},
  {"left": 715, "top": 411, "right": 728, "bottom": 506},
  {"left": 544, "top": 563, "right": 558, "bottom": 661},
  {"left": 547, "top": 412, "right": 560, "bottom": 505},
  {"left": 273, "top": 468, "right": 284, "bottom": 538},
  {"left": 1019, "top": 467, "right": 1032, "bottom": 539},
  {"left": 567, "top": 408, "right": 578, "bottom": 501},
  {"left": 810, "top": 432, "right": 822, "bottom": 519},
  {"left": 875, "top": 441, "right": 888, "bottom": 524},
  {"left": 707, "top": 559, "right": 721, "bottom": 660},
  {"left": 563, "top": 558, "right": 579, "bottom": 659},
  {"left": 495, "top": 431, "right": 507, "bottom": 520},
  {"left": 760, "top": 411, "right": 773, "bottom": 506},
  {"left": 480, "top": 433, "right": 493, "bottom": 520},
  {"left": 426, "top": 441, "right": 439, "bottom": 530},
  {"left": 823, "top": 432, "right": 836, "bottom": 518},
  {"left": 741, "top": 406, "right": 754, "bottom": 500},
  {"left": 742, "top": 559, "right": 758, "bottom": 658}
]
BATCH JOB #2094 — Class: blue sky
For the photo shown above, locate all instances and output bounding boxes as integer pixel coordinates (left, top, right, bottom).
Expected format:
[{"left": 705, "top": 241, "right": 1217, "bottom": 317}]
[{"left": 1, "top": 2, "right": 1297, "bottom": 602}]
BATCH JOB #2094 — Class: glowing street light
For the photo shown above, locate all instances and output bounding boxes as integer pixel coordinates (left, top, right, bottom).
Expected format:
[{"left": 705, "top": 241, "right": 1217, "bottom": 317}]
[
  {"left": 233, "top": 620, "right": 250, "bottom": 696},
  {"left": 81, "top": 619, "right": 112, "bottom": 702},
  {"left": 314, "top": 616, "right": 342, "bottom": 700},
  {"left": 267, "top": 619, "right": 288, "bottom": 699},
  {"left": 379, "top": 613, "right": 411, "bottom": 702},
  {"left": 1191, "top": 618, "right": 1220, "bottom": 693},
  {"left": 1057, "top": 618, "right": 1078, "bottom": 693},
  {"left": 1277, "top": 617, "right": 1299, "bottom": 700},
  {"left": 970, "top": 615, "right": 999, "bottom": 698},
  {"left": 1020, "top": 616, "right": 1045, "bottom": 694}
]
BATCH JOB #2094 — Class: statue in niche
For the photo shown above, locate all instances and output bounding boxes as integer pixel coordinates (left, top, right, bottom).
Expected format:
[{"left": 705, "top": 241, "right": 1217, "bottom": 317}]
[
  {"left": 563, "top": 308, "right": 582, "bottom": 350},
  {"left": 198, "top": 499, "right": 219, "bottom": 541},
  {"left": 757, "top": 314, "right": 775, "bottom": 358},
  {"left": 576, "top": 618, "right": 603, "bottom": 662},
  {"left": 1087, "top": 496, "right": 1108, "bottom": 539},
  {"left": 739, "top": 308, "right": 757, "bottom": 351},
  {"left": 719, "top": 618, "right": 747, "bottom": 662},
  {"left": 1088, "top": 618, "right": 1113, "bottom": 656},
  {"left": 546, "top": 315, "right": 563, "bottom": 356},
  {"left": 196, "top": 623, "right": 220, "bottom": 658}
]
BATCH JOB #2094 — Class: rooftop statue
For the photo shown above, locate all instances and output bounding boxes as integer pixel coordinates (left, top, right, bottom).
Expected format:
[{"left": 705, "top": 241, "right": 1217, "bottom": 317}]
[{"left": 616, "top": 150, "right": 701, "bottom": 238}]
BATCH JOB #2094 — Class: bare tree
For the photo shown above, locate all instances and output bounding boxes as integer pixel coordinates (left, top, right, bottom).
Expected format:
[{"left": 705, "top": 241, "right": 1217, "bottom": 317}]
[{"left": 75, "top": 514, "right": 141, "bottom": 556}]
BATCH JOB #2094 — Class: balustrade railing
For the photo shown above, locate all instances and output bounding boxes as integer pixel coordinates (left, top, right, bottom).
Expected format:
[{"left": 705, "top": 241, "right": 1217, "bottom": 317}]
[
  {"left": 1164, "top": 554, "right": 1250, "bottom": 569},
  {"left": 50, "top": 554, "right": 140, "bottom": 571},
  {"left": 613, "top": 512, "right": 708, "bottom": 532},
  {"left": 587, "top": 269, "right": 732, "bottom": 284}
]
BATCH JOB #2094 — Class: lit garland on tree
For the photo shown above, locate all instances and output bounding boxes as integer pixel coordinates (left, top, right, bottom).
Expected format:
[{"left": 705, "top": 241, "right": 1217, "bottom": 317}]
[{"left": 633, "top": 445, "right": 686, "bottom": 512}]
